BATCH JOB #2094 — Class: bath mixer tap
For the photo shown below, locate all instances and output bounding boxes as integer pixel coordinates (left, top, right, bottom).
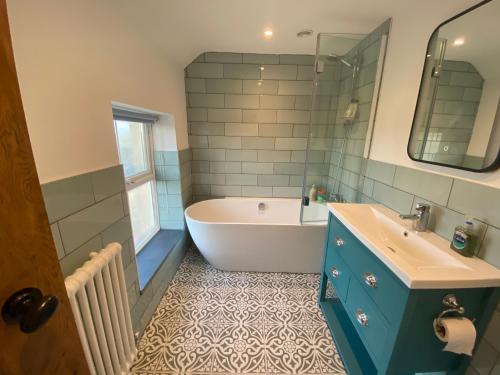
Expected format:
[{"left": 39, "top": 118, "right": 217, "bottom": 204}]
[{"left": 400, "top": 203, "right": 431, "bottom": 232}]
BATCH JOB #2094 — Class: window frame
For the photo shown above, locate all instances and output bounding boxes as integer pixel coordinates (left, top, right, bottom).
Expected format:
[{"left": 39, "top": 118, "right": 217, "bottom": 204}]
[{"left": 113, "top": 117, "right": 160, "bottom": 253}]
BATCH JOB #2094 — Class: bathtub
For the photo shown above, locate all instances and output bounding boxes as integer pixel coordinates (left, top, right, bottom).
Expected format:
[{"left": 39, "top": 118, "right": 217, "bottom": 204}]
[{"left": 184, "top": 198, "right": 328, "bottom": 273}]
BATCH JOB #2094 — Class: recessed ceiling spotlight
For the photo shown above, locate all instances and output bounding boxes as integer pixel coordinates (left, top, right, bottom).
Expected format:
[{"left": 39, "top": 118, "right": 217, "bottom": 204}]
[
  {"left": 297, "top": 29, "right": 313, "bottom": 38},
  {"left": 453, "top": 38, "right": 465, "bottom": 46},
  {"left": 264, "top": 29, "right": 273, "bottom": 39}
]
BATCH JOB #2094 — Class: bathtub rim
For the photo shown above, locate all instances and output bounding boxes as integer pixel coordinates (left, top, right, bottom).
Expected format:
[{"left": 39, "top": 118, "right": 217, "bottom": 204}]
[{"left": 184, "top": 197, "right": 327, "bottom": 227}]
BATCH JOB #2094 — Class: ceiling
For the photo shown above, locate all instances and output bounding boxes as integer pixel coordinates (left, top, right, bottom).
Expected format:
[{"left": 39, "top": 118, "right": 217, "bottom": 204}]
[{"left": 108, "top": 0, "right": 480, "bottom": 68}]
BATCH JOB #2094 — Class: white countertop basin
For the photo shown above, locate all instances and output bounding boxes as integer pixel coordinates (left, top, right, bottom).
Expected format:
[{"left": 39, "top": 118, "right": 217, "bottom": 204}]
[{"left": 328, "top": 203, "right": 500, "bottom": 289}]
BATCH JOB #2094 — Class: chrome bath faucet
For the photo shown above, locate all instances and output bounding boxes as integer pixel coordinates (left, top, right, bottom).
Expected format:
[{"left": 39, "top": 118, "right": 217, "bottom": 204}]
[{"left": 400, "top": 203, "right": 431, "bottom": 232}]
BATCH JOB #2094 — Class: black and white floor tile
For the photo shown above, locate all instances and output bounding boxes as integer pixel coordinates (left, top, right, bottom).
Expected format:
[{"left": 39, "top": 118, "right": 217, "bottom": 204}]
[{"left": 132, "top": 248, "right": 345, "bottom": 375}]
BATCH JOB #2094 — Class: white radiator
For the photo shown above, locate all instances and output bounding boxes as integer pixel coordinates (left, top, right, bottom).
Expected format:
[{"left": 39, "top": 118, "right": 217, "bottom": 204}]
[{"left": 65, "top": 242, "right": 137, "bottom": 375}]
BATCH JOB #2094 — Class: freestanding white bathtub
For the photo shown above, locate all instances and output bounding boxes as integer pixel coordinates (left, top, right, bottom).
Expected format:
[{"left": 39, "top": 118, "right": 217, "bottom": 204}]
[{"left": 184, "top": 198, "right": 328, "bottom": 273}]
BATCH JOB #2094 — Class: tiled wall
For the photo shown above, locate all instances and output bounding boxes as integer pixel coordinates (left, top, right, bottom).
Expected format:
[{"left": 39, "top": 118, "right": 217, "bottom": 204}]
[
  {"left": 43, "top": 164, "right": 189, "bottom": 334},
  {"left": 185, "top": 52, "right": 315, "bottom": 201},
  {"left": 417, "top": 60, "right": 484, "bottom": 167},
  {"left": 155, "top": 148, "right": 192, "bottom": 229},
  {"left": 350, "top": 159, "right": 500, "bottom": 374}
]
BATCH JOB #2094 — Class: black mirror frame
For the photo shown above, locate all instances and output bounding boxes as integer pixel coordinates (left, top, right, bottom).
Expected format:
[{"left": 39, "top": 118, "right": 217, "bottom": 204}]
[{"left": 407, "top": 0, "right": 500, "bottom": 173}]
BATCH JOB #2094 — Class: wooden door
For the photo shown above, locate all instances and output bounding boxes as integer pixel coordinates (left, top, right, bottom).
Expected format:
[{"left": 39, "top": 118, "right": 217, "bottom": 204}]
[{"left": 0, "top": 1, "right": 89, "bottom": 374}]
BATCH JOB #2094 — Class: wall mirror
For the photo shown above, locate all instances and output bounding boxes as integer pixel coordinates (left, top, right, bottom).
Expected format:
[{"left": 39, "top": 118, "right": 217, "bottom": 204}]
[{"left": 408, "top": 0, "right": 500, "bottom": 172}]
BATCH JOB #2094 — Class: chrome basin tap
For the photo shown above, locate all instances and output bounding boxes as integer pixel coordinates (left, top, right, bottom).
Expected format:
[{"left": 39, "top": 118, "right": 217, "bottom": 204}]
[{"left": 400, "top": 203, "right": 431, "bottom": 232}]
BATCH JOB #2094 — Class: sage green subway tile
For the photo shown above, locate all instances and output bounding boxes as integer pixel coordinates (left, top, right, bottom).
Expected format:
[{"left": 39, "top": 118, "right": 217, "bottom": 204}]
[
  {"left": 277, "top": 110, "right": 310, "bottom": 124},
  {"left": 261, "top": 65, "right": 297, "bottom": 80},
  {"left": 192, "top": 173, "right": 225, "bottom": 185},
  {"left": 463, "top": 87, "right": 482, "bottom": 102},
  {"left": 258, "top": 174, "right": 290, "bottom": 186},
  {"left": 258, "top": 150, "right": 291, "bottom": 162},
  {"left": 58, "top": 193, "right": 124, "bottom": 254},
  {"left": 223, "top": 64, "right": 260, "bottom": 79},
  {"left": 193, "top": 184, "right": 211, "bottom": 195},
  {"left": 289, "top": 175, "right": 304, "bottom": 187},
  {"left": 242, "top": 79, "right": 278, "bottom": 94},
  {"left": 450, "top": 71, "right": 483, "bottom": 88},
  {"left": 100, "top": 215, "right": 132, "bottom": 246},
  {"left": 294, "top": 95, "right": 312, "bottom": 110},
  {"left": 91, "top": 165, "right": 125, "bottom": 202},
  {"left": 124, "top": 260, "right": 138, "bottom": 289},
  {"left": 393, "top": 166, "right": 453, "bottom": 206},
  {"left": 207, "top": 136, "right": 241, "bottom": 149},
  {"left": 205, "top": 79, "right": 242, "bottom": 94},
  {"left": 127, "top": 282, "right": 139, "bottom": 309},
  {"left": 191, "top": 160, "right": 210, "bottom": 173},
  {"left": 470, "top": 339, "right": 498, "bottom": 375},
  {"left": 442, "top": 60, "right": 470, "bottom": 72},
  {"left": 260, "top": 95, "right": 295, "bottom": 109},
  {"left": 226, "top": 149, "right": 257, "bottom": 162},
  {"left": 205, "top": 52, "right": 242, "bottom": 63},
  {"left": 365, "top": 159, "right": 396, "bottom": 185},
  {"left": 225, "top": 123, "right": 258, "bottom": 136},
  {"left": 274, "top": 163, "right": 305, "bottom": 175},
  {"left": 279, "top": 54, "right": 314, "bottom": 65},
  {"left": 42, "top": 173, "right": 95, "bottom": 223},
  {"left": 242, "top": 162, "right": 274, "bottom": 174},
  {"left": 226, "top": 174, "right": 258, "bottom": 186},
  {"left": 166, "top": 180, "right": 182, "bottom": 194},
  {"left": 59, "top": 235, "right": 103, "bottom": 277},
  {"left": 192, "top": 53, "right": 205, "bottom": 63},
  {"left": 188, "top": 135, "right": 208, "bottom": 148},
  {"left": 242, "top": 109, "right": 277, "bottom": 123},
  {"left": 292, "top": 125, "right": 309, "bottom": 137},
  {"left": 243, "top": 54, "right": 279, "bottom": 64},
  {"left": 448, "top": 180, "right": 500, "bottom": 227},
  {"left": 297, "top": 65, "right": 314, "bottom": 80},
  {"left": 242, "top": 186, "right": 273, "bottom": 197},
  {"left": 155, "top": 166, "right": 180, "bottom": 180},
  {"left": 185, "top": 78, "right": 206, "bottom": 93},
  {"left": 291, "top": 150, "right": 324, "bottom": 163},
  {"left": 186, "top": 63, "right": 223, "bottom": 78},
  {"left": 362, "top": 177, "right": 374, "bottom": 197},
  {"left": 207, "top": 108, "right": 242, "bottom": 122},
  {"left": 478, "top": 226, "right": 500, "bottom": 268},
  {"left": 122, "top": 191, "right": 129, "bottom": 215},
  {"left": 436, "top": 86, "right": 465, "bottom": 101},
  {"left": 211, "top": 185, "right": 242, "bottom": 197},
  {"left": 190, "top": 122, "right": 225, "bottom": 135},
  {"left": 275, "top": 137, "right": 307, "bottom": 150},
  {"left": 50, "top": 223, "right": 65, "bottom": 259},
  {"left": 258, "top": 123, "right": 293, "bottom": 137},
  {"left": 167, "top": 194, "right": 183, "bottom": 208},
  {"left": 372, "top": 182, "right": 414, "bottom": 214},
  {"left": 192, "top": 148, "right": 226, "bottom": 161},
  {"left": 187, "top": 108, "right": 208, "bottom": 122},
  {"left": 209, "top": 161, "right": 241, "bottom": 174},
  {"left": 278, "top": 81, "right": 313, "bottom": 96},
  {"left": 241, "top": 137, "right": 275, "bottom": 150},
  {"left": 188, "top": 93, "right": 224, "bottom": 108},
  {"left": 272, "top": 186, "right": 302, "bottom": 198},
  {"left": 225, "top": 94, "right": 259, "bottom": 109}
]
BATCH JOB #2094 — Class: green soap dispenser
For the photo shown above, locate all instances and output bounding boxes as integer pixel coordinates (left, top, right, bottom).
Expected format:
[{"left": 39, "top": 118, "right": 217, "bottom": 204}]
[{"left": 450, "top": 217, "right": 477, "bottom": 257}]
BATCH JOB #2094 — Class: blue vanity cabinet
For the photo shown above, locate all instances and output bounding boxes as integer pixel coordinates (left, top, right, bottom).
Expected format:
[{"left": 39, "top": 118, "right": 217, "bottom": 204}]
[{"left": 319, "top": 212, "right": 500, "bottom": 375}]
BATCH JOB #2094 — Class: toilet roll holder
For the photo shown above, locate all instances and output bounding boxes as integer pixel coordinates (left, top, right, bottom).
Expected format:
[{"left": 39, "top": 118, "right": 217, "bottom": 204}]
[{"left": 434, "top": 294, "right": 467, "bottom": 336}]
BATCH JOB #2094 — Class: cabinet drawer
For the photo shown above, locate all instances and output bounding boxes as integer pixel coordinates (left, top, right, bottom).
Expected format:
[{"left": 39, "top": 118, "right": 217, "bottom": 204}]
[
  {"left": 345, "top": 278, "right": 390, "bottom": 363},
  {"left": 324, "top": 245, "right": 350, "bottom": 302},
  {"left": 329, "top": 216, "right": 408, "bottom": 324}
]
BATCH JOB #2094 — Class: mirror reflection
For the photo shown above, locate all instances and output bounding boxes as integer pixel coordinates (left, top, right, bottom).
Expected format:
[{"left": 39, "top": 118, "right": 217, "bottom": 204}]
[{"left": 409, "top": 0, "right": 500, "bottom": 171}]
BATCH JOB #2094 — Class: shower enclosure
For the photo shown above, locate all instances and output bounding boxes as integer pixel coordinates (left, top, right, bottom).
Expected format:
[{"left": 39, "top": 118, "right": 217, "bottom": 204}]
[{"left": 300, "top": 22, "right": 390, "bottom": 224}]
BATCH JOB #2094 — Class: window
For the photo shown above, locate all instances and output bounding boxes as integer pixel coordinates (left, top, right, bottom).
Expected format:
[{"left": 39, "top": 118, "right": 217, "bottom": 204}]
[{"left": 113, "top": 109, "right": 159, "bottom": 254}]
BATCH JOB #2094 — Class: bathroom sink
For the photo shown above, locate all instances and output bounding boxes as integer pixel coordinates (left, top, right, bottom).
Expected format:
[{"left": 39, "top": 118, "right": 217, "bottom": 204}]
[{"left": 328, "top": 203, "right": 500, "bottom": 288}]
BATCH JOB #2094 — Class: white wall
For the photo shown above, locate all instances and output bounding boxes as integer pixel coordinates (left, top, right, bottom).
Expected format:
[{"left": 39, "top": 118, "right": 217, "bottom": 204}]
[
  {"left": 7, "top": 0, "right": 189, "bottom": 183},
  {"left": 371, "top": 5, "right": 500, "bottom": 188}
]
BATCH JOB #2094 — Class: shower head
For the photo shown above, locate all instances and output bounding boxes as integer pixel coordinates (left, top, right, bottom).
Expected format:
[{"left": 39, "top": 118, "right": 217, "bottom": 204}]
[{"left": 327, "top": 53, "right": 353, "bottom": 68}]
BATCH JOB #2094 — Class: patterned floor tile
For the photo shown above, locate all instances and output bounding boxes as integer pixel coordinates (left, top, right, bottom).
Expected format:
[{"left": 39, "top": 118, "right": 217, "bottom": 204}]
[{"left": 132, "top": 248, "right": 345, "bottom": 375}]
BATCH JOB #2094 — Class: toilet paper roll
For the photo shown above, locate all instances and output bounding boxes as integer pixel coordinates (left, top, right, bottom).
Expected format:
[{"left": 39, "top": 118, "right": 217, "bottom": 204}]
[{"left": 433, "top": 317, "right": 476, "bottom": 356}]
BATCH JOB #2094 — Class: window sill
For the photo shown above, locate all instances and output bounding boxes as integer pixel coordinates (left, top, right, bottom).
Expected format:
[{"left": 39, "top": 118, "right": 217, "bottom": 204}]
[{"left": 136, "top": 229, "right": 184, "bottom": 291}]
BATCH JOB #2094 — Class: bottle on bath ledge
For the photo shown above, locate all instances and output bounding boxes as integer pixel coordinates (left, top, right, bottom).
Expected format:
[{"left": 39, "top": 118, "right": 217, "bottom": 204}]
[
  {"left": 450, "top": 216, "right": 478, "bottom": 257},
  {"left": 309, "top": 184, "right": 317, "bottom": 201}
]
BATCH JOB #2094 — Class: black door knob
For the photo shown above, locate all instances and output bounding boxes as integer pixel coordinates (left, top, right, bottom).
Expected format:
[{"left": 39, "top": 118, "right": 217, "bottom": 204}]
[{"left": 2, "top": 287, "right": 59, "bottom": 333}]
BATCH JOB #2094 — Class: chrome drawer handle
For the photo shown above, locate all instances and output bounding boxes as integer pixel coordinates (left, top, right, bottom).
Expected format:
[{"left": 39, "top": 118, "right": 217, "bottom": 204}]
[
  {"left": 335, "top": 236, "right": 344, "bottom": 247},
  {"left": 364, "top": 272, "right": 377, "bottom": 288},
  {"left": 356, "top": 309, "right": 368, "bottom": 326},
  {"left": 330, "top": 267, "right": 339, "bottom": 278}
]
